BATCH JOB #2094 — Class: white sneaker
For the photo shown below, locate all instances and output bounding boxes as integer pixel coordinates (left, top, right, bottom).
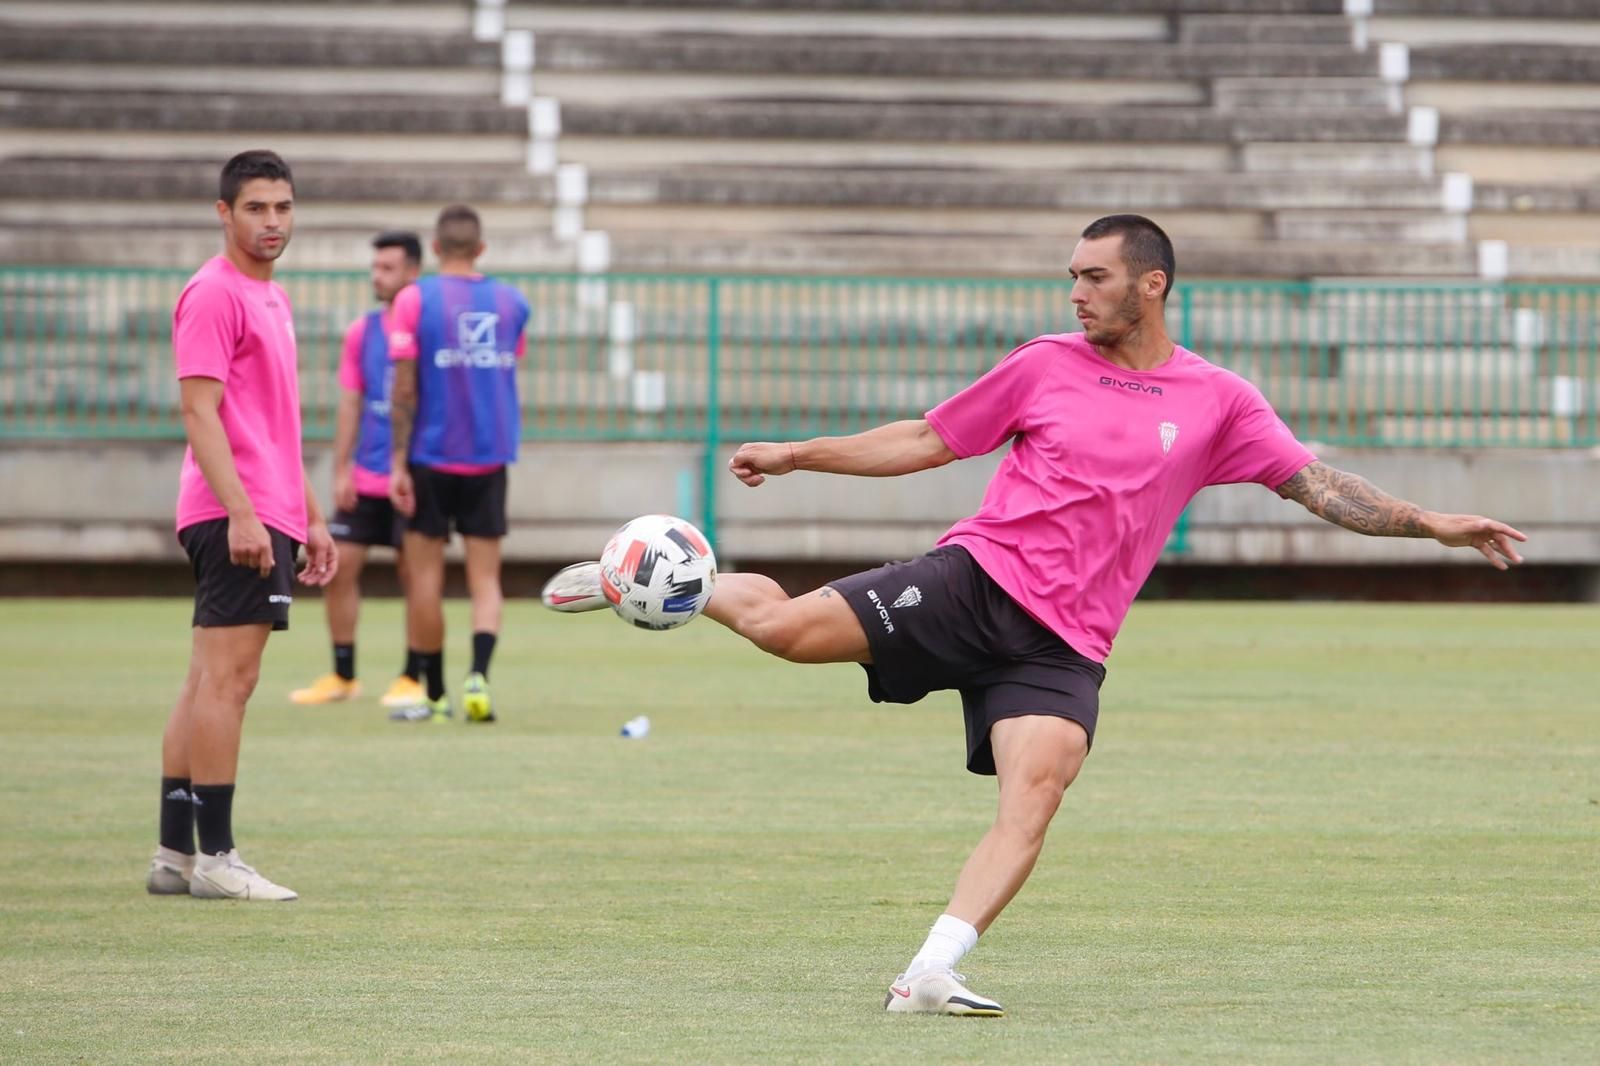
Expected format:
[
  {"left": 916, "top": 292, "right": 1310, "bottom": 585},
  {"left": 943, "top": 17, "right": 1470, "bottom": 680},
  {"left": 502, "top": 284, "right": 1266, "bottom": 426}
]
[
  {"left": 540, "top": 561, "right": 608, "bottom": 613},
  {"left": 189, "top": 849, "right": 298, "bottom": 902},
  {"left": 145, "top": 845, "right": 194, "bottom": 895},
  {"left": 884, "top": 970, "right": 1004, "bottom": 1017}
]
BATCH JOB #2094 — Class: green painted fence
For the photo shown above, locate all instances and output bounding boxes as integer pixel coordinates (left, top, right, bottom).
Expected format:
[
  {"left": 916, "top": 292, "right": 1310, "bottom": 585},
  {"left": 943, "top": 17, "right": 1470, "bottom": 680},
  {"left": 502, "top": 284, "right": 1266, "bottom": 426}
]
[{"left": 4, "top": 268, "right": 1597, "bottom": 452}]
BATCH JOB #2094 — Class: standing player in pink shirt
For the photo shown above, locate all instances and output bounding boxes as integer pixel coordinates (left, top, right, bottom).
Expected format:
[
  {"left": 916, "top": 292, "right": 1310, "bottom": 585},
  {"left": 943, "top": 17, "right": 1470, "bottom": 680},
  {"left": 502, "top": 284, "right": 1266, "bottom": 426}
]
[
  {"left": 542, "top": 215, "right": 1527, "bottom": 1015},
  {"left": 290, "top": 231, "right": 426, "bottom": 710},
  {"left": 146, "top": 150, "right": 338, "bottom": 902}
]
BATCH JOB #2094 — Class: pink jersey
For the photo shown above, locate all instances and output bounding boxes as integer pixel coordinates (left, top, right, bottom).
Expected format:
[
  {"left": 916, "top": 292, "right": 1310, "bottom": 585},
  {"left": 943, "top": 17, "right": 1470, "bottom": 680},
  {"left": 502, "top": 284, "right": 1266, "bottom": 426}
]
[
  {"left": 927, "top": 333, "right": 1315, "bottom": 662},
  {"left": 387, "top": 279, "right": 526, "bottom": 476},
  {"left": 173, "top": 255, "right": 307, "bottom": 542},
  {"left": 336, "top": 315, "right": 392, "bottom": 498}
]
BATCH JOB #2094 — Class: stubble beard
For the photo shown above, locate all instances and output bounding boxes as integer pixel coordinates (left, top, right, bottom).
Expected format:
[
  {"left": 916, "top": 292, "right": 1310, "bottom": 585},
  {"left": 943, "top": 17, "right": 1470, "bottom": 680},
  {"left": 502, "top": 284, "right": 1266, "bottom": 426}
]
[{"left": 1086, "top": 285, "right": 1146, "bottom": 348}]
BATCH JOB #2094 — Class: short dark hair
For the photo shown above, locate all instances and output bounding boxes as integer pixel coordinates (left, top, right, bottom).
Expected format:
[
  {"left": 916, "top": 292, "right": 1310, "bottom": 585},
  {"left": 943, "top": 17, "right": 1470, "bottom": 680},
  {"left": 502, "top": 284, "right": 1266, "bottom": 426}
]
[
  {"left": 373, "top": 229, "right": 423, "bottom": 265},
  {"left": 434, "top": 204, "right": 482, "bottom": 257},
  {"left": 219, "top": 150, "right": 293, "bottom": 207},
  {"left": 1081, "top": 214, "right": 1175, "bottom": 299}
]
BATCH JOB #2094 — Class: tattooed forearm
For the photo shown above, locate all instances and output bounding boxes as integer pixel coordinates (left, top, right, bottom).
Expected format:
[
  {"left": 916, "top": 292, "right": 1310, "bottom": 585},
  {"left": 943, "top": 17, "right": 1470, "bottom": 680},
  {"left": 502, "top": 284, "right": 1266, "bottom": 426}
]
[
  {"left": 1275, "top": 461, "right": 1431, "bottom": 537},
  {"left": 389, "top": 360, "right": 417, "bottom": 465}
]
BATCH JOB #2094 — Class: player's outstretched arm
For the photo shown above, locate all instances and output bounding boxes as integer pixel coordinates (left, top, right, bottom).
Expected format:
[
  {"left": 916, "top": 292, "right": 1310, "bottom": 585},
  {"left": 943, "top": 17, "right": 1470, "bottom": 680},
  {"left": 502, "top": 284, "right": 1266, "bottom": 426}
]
[
  {"left": 1275, "top": 460, "right": 1527, "bottom": 569},
  {"left": 728, "top": 419, "right": 957, "bottom": 487}
]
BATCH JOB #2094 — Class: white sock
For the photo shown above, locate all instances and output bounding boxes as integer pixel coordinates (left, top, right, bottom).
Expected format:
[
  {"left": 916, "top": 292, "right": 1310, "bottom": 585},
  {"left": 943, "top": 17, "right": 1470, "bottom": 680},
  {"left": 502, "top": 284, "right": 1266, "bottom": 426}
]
[{"left": 904, "top": 914, "right": 979, "bottom": 978}]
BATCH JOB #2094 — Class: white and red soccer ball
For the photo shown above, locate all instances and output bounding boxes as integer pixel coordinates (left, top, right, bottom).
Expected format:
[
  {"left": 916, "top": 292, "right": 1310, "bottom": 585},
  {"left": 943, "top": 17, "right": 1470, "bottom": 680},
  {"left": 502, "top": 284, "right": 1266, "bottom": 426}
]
[{"left": 599, "top": 515, "right": 718, "bottom": 630}]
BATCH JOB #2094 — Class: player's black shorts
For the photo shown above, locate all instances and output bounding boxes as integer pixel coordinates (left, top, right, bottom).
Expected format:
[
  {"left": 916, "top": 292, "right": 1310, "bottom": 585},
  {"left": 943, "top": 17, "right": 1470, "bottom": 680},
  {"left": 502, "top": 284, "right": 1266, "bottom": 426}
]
[
  {"left": 329, "top": 493, "right": 405, "bottom": 549},
  {"left": 830, "top": 544, "right": 1107, "bottom": 776},
  {"left": 178, "top": 517, "right": 301, "bottom": 631},
  {"left": 409, "top": 464, "right": 508, "bottom": 540}
]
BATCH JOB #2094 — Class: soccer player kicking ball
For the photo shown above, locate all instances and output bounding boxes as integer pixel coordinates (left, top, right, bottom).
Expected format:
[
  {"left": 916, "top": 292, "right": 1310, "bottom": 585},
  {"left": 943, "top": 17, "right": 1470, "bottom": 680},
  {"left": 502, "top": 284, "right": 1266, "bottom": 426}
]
[
  {"left": 148, "top": 151, "right": 337, "bottom": 902},
  {"left": 542, "top": 214, "right": 1527, "bottom": 1015},
  {"left": 290, "top": 231, "right": 427, "bottom": 710}
]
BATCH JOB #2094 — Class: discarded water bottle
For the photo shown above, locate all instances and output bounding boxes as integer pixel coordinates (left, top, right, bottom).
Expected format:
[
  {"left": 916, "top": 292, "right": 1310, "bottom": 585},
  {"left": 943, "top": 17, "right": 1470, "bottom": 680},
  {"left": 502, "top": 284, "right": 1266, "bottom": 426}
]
[{"left": 620, "top": 714, "right": 651, "bottom": 739}]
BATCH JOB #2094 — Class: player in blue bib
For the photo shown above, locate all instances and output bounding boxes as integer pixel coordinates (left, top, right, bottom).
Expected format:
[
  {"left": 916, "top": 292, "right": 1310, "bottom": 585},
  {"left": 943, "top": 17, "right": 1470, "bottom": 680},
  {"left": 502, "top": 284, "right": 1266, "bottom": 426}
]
[{"left": 386, "top": 205, "right": 531, "bottom": 724}]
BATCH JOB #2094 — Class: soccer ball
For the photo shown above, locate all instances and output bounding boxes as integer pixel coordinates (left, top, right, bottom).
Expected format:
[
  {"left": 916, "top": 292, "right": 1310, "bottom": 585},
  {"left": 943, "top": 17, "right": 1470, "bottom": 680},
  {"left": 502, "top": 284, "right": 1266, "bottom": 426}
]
[{"left": 599, "top": 514, "right": 718, "bottom": 630}]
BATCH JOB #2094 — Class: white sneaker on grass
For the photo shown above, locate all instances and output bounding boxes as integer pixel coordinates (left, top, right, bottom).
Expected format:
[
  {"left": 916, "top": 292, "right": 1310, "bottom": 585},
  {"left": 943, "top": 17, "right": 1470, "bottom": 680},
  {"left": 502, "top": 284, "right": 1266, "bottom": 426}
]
[
  {"left": 883, "top": 970, "right": 1004, "bottom": 1017},
  {"left": 145, "top": 845, "right": 194, "bottom": 895},
  {"left": 189, "top": 850, "right": 298, "bottom": 902},
  {"left": 540, "top": 561, "right": 608, "bottom": 613}
]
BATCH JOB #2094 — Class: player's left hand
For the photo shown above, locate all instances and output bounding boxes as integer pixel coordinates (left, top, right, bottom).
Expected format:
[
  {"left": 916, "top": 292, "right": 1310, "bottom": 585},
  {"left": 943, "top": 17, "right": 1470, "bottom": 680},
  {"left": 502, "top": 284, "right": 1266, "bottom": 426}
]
[
  {"left": 299, "top": 521, "right": 339, "bottom": 586},
  {"left": 1426, "top": 513, "right": 1527, "bottom": 570},
  {"left": 728, "top": 441, "right": 796, "bottom": 487}
]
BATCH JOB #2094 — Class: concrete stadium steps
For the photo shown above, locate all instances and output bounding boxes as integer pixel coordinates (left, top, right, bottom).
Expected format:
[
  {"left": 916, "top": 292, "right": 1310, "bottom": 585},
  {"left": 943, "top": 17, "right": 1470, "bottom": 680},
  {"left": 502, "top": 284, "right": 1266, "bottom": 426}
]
[
  {"left": 1271, "top": 211, "right": 1468, "bottom": 243},
  {"left": 0, "top": 89, "right": 522, "bottom": 136},
  {"left": 587, "top": 166, "right": 1458, "bottom": 212},
  {"left": 1407, "top": 83, "right": 1600, "bottom": 114},
  {"left": 0, "top": 158, "right": 556, "bottom": 209},
  {"left": 1211, "top": 78, "right": 1401, "bottom": 112},
  {"left": 516, "top": 0, "right": 1350, "bottom": 14},
  {"left": 0, "top": 87, "right": 528, "bottom": 166},
  {"left": 529, "top": 31, "right": 1382, "bottom": 80},
  {"left": 0, "top": 224, "right": 575, "bottom": 271},
  {"left": 0, "top": 1, "right": 466, "bottom": 31},
  {"left": 1372, "top": 18, "right": 1600, "bottom": 47},
  {"left": 1410, "top": 44, "right": 1600, "bottom": 82},
  {"left": 1441, "top": 110, "right": 1600, "bottom": 148},
  {"left": 1178, "top": 15, "right": 1359, "bottom": 44},
  {"left": 0, "top": 23, "right": 497, "bottom": 67},
  {"left": 530, "top": 72, "right": 1208, "bottom": 108},
  {"left": 555, "top": 100, "right": 1411, "bottom": 145},
  {"left": 0, "top": 64, "right": 501, "bottom": 98},
  {"left": 509, "top": 5, "right": 1170, "bottom": 40},
  {"left": 1473, "top": 182, "right": 1600, "bottom": 213},
  {"left": 1374, "top": 1, "right": 1600, "bottom": 20},
  {"left": 599, "top": 230, "right": 1478, "bottom": 278}
]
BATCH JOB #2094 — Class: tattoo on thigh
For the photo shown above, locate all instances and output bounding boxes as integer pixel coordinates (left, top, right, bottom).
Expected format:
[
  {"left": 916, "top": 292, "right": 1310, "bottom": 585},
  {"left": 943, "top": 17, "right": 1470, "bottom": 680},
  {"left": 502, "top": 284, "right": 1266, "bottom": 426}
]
[{"left": 819, "top": 588, "right": 833, "bottom": 598}]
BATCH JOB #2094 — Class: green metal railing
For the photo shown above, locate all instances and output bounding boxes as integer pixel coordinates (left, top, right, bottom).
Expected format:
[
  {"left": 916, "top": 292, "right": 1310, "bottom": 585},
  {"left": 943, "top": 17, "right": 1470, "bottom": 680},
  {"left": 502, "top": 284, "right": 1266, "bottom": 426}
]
[
  {"left": 3, "top": 267, "right": 1597, "bottom": 540},
  {"left": 5, "top": 267, "right": 1594, "bottom": 449}
]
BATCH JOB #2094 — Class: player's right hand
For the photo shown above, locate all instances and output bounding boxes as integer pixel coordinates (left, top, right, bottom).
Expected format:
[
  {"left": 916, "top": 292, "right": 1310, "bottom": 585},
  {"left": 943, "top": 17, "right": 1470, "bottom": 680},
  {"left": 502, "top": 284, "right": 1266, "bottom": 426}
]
[
  {"left": 334, "top": 465, "right": 357, "bottom": 513},
  {"left": 390, "top": 467, "right": 416, "bottom": 517},
  {"left": 228, "top": 514, "right": 275, "bottom": 578},
  {"left": 728, "top": 442, "right": 796, "bottom": 487}
]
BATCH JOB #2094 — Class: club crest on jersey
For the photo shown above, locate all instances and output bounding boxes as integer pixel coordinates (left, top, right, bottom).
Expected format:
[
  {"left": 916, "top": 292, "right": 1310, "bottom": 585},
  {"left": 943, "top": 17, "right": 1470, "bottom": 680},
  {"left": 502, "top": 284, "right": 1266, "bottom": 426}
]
[{"left": 1159, "top": 421, "right": 1179, "bottom": 455}]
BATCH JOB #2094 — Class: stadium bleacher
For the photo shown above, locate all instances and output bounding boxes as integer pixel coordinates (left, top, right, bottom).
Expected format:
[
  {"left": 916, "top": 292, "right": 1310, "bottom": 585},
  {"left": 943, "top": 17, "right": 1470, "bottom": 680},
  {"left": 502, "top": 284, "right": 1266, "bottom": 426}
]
[
  {"left": 1, "top": 0, "right": 1597, "bottom": 454},
  {"left": 2, "top": 0, "right": 1598, "bottom": 279}
]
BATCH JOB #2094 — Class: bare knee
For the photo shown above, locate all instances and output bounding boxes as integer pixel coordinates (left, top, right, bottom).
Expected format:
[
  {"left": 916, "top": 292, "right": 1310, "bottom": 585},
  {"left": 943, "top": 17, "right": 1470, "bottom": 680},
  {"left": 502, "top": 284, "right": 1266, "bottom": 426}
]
[
  {"left": 202, "top": 659, "right": 260, "bottom": 708},
  {"left": 996, "top": 752, "right": 1083, "bottom": 840}
]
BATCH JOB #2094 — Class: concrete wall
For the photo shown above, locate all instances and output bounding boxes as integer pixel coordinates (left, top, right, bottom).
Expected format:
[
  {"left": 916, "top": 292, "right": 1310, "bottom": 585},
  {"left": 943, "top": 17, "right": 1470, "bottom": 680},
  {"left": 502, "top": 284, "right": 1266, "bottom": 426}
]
[{"left": 3, "top": 442, "right": 1597, "bottom": 577}]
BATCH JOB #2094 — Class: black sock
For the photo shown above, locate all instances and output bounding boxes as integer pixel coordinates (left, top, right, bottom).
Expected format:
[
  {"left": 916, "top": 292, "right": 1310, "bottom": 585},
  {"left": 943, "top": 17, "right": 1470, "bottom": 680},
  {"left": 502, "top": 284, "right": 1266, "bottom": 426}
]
[
  {"left": 420, "top": 651, "right": 445, "bottom": 702},
  {"left": 403, "top": 648, "right": 422, "bottom": 682},
  {"left": 471, "top": 632, "right": 497, "bottom": 678},
  {"left": 333, "top": 643, "right": 355, "bottom": 682},
  {"left": 159, "top": 777, "right": 196, "bottom": 855},
  {"left": 192, "top": 783, "right": 236, "bottom": 856}
]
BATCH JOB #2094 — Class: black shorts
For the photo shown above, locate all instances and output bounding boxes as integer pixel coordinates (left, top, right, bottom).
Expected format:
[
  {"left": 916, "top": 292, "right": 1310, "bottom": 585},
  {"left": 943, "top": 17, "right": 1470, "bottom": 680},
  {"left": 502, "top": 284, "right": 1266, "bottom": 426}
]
[
  {"left": 830, "top": 544, "right": 1107, "bottom": 776},
  {"left": 409, "top": 464, "right": 508, "bottom": 540},
  {"left": 178, "top": 517, "right": 301, "bottom": 631},
  {"left": 329, "top": 492, "right": 405, "bottom": 549}
]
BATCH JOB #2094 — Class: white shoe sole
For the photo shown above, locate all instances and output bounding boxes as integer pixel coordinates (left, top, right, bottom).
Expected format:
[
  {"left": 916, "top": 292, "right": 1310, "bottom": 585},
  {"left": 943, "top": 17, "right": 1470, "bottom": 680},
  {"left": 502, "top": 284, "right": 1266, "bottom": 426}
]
[
  {"left": 146, "top": 864, "right": 191, "bottom": 895},
  {"left": 541, "top": 562, "right": 608, "bottom": 613},
  {"left": 884, "top": 974, "right": 1004, "bottom": 1017}
]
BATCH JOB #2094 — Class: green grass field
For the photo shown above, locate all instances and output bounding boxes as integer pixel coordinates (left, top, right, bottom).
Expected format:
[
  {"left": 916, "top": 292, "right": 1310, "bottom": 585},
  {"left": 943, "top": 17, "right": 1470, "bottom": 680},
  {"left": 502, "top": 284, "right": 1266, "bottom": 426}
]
[{"left": 1, "top": 598, "right": 1596, "bottom": 1064}]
